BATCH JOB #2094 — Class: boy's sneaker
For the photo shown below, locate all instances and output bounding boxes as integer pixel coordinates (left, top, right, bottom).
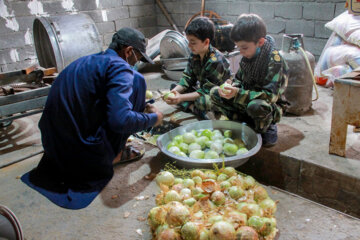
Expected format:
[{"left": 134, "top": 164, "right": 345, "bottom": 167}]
[{"left": 261, "top": 124, "right": 278, "bottom": 147}]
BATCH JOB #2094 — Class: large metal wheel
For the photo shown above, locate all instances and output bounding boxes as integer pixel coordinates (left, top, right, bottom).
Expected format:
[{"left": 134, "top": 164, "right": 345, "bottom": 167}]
[{"left": 184, "top": 10, "right": 227, "bottom": 29}]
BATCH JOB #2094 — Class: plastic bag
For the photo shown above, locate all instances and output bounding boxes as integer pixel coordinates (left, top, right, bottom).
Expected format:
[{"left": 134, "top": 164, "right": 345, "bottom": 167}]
[
  {"left": 325, "top": 11, "right": 360, "bottom": 47},
  {"left": 322, "top": 65, "right": 353, "bottom": 88},
  {"left": 318, "top": 44, "right": 360, "bottom": 71},
  {"left": 314, "top": 32, "right": 345, "bottom": 77}
]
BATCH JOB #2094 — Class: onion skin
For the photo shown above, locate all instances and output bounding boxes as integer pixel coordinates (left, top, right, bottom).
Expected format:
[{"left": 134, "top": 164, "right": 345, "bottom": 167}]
[
  {"left": 157, "top": 228, "right": 181, "bottom": 240},
  {"left": 253, "top": 186, "right": 268, "bottom": 203},
  {"left": 148, "top": 206, "right": 167, "bottom": 229},
  {"left": 165, "top": 202, "right": 190, "bottom": 227},
  {"left": 235, "top": 226, "right": 259, "bottom": 240}
]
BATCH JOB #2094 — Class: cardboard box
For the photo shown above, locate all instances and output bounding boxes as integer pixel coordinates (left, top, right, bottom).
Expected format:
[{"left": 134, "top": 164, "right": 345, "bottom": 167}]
[
  {"left": 347, "top": 0, "right": 360, "bottom": 15},
  {"left": 338, "top": 66, "right": 360, "bottom": 80}
]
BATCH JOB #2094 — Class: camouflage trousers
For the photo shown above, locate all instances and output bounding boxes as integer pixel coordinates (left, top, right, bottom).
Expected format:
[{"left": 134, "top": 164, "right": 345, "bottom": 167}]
[
  {"left": 210, "top": 87, "right": 282, "bottom": 133},
  {"left": 179, "top": 93, "right": 212, "bottom": 112},
  {"left": 175, "top": 86, "right": 215, "bottom": 118}
]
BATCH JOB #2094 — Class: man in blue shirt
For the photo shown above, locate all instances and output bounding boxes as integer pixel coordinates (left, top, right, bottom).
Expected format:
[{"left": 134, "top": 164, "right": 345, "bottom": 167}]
[{"left": 22, "top": 28, "right": 163, "bottom": 209}]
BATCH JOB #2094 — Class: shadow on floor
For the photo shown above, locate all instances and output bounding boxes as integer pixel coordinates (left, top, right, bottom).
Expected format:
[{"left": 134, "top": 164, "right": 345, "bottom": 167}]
[
  {"left": 99, "top": 143, "right": 166, "bottom": 208},
  {"left": 0, "top": 116, "right": 41, "bottom": 155},
  {"left": 267, "top": 123, "right": 305, "bottom": 153}
]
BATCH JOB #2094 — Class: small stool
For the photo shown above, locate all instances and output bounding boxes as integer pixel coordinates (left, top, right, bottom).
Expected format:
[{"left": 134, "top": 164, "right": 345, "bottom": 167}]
[{"left": 329, "top": 78, "right": 360, "bottom": 157}]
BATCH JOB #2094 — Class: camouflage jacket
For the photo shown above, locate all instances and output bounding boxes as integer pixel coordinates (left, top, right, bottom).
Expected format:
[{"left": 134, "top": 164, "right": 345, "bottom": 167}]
[
  {"left": 233, "top": 50, "right": 289, "bottom": 106},
  {"left": 178, "top": 45, "right": 232, "bottom": 96}
]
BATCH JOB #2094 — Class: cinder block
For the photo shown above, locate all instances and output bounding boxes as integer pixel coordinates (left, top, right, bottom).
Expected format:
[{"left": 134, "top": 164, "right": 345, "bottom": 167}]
[
  {"left": 129, "top": 5, "right": 155, "bottom": 18},
  {"left": 138, "top": 27, "right": 158, "bottom": 38},
  {"left": 18, "top": 46, "right": 37, "bottom": 62},
  {"left": 1, "top": 59, "right": 38, "bottom": 72},
  {"left": 11, "top": 2, "right": 32, "bottom": 17},
  {"left": 270, "top": 33, "right": 284, "bottom": 49},
  {"left": 115, "top": 18, "right": 139, "bottom": 31},
  {"left": 96, "top": 22, "right": 115, "bottom": 34},
  {"left": 107, "top": 7, "right": 130, "bottom": 21},
  {"left": 0, "top": 49, "right": 14, "bottom": 64},
  {"left": 16, "top": 16, "right": 36, "bottom": 31},
  {"left": 43, "top": 1, "right": 67, "bottom": 14},
  {"left": 160, "top": 2, "right": 179, "bottom": 14},
  {"left": 103, "top": 33, "right": 114, "bottom": 47},
  {"left": 274, "top": 3, "right": 302, "bottom": 19},
  {"left": 157, "top": 26, "right": 172, "bottom": 34},
  {"left": 266, "top": 20, "right": 286, "bottom": 34},
  {"left": 228, "top": 2, "right": 250, "bottom": 16},
  {"left": 158, "top": 13, "right": 181, "bottom": 28},
  {"left": 181, "top": 2, "right": 202, "bottom": 14},
  {"left": 303, "top": 3, "right": 335, "bottom": 21},
  {"left": 0, "top": 32, "right": 26, "bottom": 49},
  {"left": 98, "top": 0, "right": 123, "bottom": 9},
  {"left": 0, "top": 18, "right": 17, "bottom": 34},
  {"left": 250, "top": 3, "right": 275, "bottom": 19},
  {"left": 286, "top": 20, "right": 314, "bottom": 37},
  {"left": 315, "top": 21, "right": 332, "bottom": 39},
  {"left": 83, "top": 10, "right": 106, "bottom": 23},
  {"left": 180, "top": 14, "right": 193, "bottom": 28},
  {"left": 227, "top": 15, "right": 239, "bottom": 24},
  {"left": 207, "top": 2, "right": 229, "bottom": 16},
  {"left": 73, "top": 0, "right": 98, "bottom": 11},
  {"left": 335, "top": 3, "right": 347, "bottom": 17},
  {"left": 156, "top": 15, "right": 169, "bottom": 27},
  {"left": 138, "top": 16, "right": 157, "bottom": 28},
  {"left": 303, "top": 37, "right": 327, "bottom": 56},
  {"left": 123, "top": 0, "right": 153, "bottom": 6}
]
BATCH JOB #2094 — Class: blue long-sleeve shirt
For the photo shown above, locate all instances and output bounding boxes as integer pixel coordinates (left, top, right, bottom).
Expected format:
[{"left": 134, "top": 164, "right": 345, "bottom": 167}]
[{"left": 36, "top": 48, "right": 157, "bottom": 191}]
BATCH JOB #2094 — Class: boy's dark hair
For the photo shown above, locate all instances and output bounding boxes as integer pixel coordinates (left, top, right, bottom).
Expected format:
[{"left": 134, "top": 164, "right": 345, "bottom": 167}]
[
  {"left": 230, "top": 14, "right": 267, "bottom": 43},
  {"left": 185, "top": 17, "right": 215, "bottom": 42}
]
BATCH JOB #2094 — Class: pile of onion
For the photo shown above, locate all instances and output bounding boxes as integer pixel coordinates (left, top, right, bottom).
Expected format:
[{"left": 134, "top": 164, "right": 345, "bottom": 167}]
[{"left": 148, "top": 169, "right": 278, "bottom": 240}]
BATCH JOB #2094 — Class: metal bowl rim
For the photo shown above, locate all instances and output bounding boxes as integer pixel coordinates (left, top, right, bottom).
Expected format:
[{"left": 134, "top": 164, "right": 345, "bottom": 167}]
[{"left": 156, "top": 120, "right": 262, "bottom": 166}]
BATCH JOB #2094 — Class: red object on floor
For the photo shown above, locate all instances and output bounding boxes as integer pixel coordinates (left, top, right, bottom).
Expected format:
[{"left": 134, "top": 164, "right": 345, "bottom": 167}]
[{"left": 316, "top": 76, "right": 328, "bottom": 85}]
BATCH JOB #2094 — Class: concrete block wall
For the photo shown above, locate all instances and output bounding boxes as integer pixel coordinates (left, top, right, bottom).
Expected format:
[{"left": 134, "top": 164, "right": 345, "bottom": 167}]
[
  {"left": 156, "top": 0, "right": 347, "bottom": 60},
  {"left": 0, "top": 0, "right": 347, "bottom": 72},
  {"left": 0, "top": 0, "right": 157, "bottom": 73}
]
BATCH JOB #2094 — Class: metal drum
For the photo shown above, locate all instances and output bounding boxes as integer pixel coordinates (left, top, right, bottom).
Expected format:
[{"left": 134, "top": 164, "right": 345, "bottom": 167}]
[
  {"left": 157, "top": 120, "right": 262, "bottom": 169},
  {"left": 160, "top": 31, "right": 191, "bottom": 59},
  {"left": 136, "top": 29, "right": 172, "bottom": 71},
  {"left": 33, "top": 13, "right": 102, "bottom": 72},
  {"left": 280, "top": 34, "right": 315, "bottom": 115}
]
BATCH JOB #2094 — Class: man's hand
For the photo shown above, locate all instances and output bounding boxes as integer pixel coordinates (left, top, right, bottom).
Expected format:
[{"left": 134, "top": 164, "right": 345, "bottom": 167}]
[
  {"left": 145, "top": 104, "right": 163, "bottom": 126},
  {"left": 165, "top": 90, "right": 182, "bottom": 105}
]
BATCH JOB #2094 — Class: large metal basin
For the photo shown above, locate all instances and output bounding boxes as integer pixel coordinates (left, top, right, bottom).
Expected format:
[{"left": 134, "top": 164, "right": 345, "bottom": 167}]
[{"left": 157, "top": 120, "right": 262, "bottom": 169}]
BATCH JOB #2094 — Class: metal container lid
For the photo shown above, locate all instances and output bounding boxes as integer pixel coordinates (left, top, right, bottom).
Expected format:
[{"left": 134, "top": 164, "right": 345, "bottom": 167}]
[{"left": 160, "top": 31, "right": 191, "bottom": 59}]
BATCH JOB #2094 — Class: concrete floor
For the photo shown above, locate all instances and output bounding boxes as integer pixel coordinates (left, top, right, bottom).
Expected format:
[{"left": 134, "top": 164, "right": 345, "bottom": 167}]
[
  {"left": 0, "top": 69, "right": 360, "bottom": 239},
  {"left": 1, "top": 146, "right": 360, "bottom": 240}
]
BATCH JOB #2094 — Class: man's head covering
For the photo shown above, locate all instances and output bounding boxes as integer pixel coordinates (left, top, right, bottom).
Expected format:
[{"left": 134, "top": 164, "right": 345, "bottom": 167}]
[{"left": 110, "top": 27, "right": 154, "bottom": 64}]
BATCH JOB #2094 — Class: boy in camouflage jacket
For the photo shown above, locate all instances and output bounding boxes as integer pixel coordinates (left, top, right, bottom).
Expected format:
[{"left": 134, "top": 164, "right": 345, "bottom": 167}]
[
  {"left": 210, "top": 14, "right": 289, "bottom": 146},
  {"left": 165, "top": 17, "right": 231, "bottom": 119}
]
